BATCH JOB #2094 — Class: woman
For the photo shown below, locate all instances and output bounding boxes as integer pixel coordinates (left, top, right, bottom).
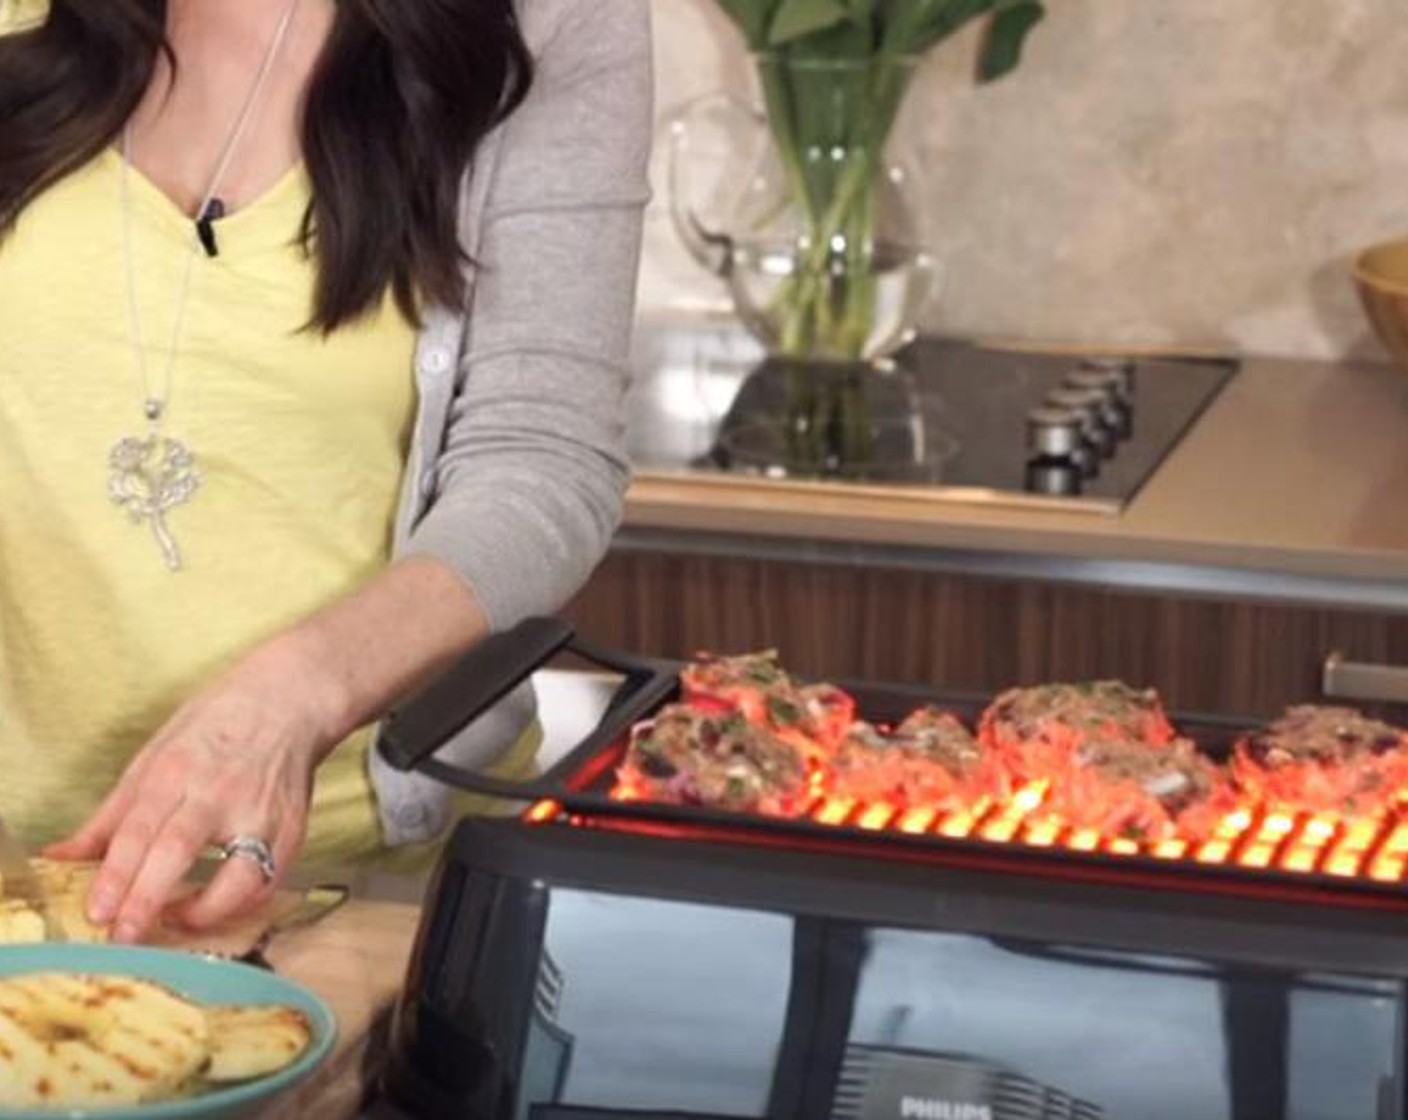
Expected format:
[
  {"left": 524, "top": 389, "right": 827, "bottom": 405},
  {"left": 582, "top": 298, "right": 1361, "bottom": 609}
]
[{"left": 0, "top": 0, "right": 651, "bottom": 943}]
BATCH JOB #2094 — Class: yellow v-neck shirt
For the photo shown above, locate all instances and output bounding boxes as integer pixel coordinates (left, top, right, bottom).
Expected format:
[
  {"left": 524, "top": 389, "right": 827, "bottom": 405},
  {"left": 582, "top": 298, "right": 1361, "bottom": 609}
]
[{"left": 0, "top": 149, "right": 419, "bottom": 863}]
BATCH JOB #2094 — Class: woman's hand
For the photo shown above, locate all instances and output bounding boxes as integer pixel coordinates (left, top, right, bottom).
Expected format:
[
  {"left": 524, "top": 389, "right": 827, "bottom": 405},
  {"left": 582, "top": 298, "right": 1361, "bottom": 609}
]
[
  {"left": 46, "top": 634, "right": 345, "bottom": 944},
  {"left": 47, "top": 557, "right": 487, "bottom": 944}
]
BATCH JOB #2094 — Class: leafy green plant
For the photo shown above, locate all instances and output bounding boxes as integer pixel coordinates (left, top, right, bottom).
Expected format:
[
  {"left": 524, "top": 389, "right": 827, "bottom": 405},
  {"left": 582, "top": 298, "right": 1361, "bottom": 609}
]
[{"left": 709, "top": 0, "right": 1046, "bottom": 361}]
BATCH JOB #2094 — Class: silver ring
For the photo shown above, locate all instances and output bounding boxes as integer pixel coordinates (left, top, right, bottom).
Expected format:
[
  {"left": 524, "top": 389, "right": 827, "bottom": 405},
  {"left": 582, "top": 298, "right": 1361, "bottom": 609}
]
[{"left": 219, "top": 835, "right": 277, "bottom": 884}]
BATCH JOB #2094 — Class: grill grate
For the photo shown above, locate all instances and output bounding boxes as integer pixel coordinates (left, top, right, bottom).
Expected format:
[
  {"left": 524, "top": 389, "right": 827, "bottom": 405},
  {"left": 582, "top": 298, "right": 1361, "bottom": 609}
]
[
  {"left": 527, "top": 774, "right": 1408, "bottom": 888},
  {"left": 488, "top": 640, "right": 1408, "bottom": 899}
]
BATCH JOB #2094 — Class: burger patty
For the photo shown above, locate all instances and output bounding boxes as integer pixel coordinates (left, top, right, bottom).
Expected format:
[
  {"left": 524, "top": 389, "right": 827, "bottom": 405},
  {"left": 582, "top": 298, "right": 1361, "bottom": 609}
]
[
  {"left": 829, "top": 708, "right": 997, "bottom": 809},
  {"left": 1036, "top": 737, "right": 1234, "bottom": 842},
  {"left": 1239, "top": 706, "right": 1406, "bottom": 765},
  {"left": 1232, "top": 706, "right": 1408, "bottom": 815},
  {"left": 621, "top": 703, "right": 810, "bottom": 816},
  {"left": 681, "top": 651, "right": 855, "bottom": 756},
  {"left": 979, "top": 680, "right": 1176, "bottom": 781}
]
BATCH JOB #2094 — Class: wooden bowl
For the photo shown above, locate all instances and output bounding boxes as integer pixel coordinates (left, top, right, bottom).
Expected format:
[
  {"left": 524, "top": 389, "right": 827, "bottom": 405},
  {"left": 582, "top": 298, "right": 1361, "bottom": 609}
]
[{"left": 1355, "top": 237, "right": 1408, "bottom": 376}]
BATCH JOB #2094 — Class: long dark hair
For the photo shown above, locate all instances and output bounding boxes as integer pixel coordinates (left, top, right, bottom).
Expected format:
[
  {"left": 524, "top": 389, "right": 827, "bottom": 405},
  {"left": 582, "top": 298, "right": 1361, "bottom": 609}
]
[{"left": 0, "top": 1, "right": 533, "bottom": 331}]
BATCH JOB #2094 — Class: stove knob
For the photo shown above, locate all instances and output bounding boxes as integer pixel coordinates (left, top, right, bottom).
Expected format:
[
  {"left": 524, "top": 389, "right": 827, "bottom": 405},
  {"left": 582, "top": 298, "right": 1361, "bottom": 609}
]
[
  {"left": 1062, "top": 368, "right": 1132, "bottom": 440},
  {"left": 1026, "top": 458, "right": 1084, "bottom": 496},
  {"left": 1045, "top": 387, "right": 1116, "bottom": 459},
  {"left": 1026, "top": 407, "right": 1096, "bottom": 480},
  {"left": 1027, "top": 406, "right": 1083, "bottom": 458},
  {"left": 1077, "top": 357, "right": 1136, "bottom": 404}
]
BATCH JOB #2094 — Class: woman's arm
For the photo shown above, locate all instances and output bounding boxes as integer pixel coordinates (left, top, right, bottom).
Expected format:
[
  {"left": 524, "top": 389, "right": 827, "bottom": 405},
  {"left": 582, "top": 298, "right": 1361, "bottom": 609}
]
[
  {"left": 402, "top": 0, "right": 654, "bottom": 631},
  {"left": 53, "top": 0, "right": 654, "bottom": 943},
  {"left": 48, "top": 556, "right": 487, "bottom": 941}
]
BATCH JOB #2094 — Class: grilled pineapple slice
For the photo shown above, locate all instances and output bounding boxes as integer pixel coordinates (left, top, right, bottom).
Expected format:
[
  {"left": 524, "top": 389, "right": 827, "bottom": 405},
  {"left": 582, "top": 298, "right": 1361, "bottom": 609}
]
[
  {"left": 0, "top": 973, "right": 209, "bottom": 1108},
  {"left": 203, "top": 1004, "right": 312, "bottom": 1082},
  {"left": 0, "top": 901, "right": 45, "bottom": 944},
  {"left": 0, "top": 860, "right": 108, "bottom": 944}
]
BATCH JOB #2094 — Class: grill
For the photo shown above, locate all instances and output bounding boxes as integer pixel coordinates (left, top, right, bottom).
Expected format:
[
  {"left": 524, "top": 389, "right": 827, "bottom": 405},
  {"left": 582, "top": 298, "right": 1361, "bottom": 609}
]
[
  {"left": 380, "top": 617, "right": 1408, "bottom": 909},
  {"left": 375, "top": 619, "right": 1408, "bottom": 1120},
  {"left": 566, "top": 745, "right": 1408, "bottom": 894}
]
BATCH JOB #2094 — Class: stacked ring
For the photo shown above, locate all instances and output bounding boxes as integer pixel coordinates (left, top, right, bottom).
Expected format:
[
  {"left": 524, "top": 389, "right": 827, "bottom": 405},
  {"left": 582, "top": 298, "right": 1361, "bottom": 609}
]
[{"left": 219, "top": 835, "right": 278, "bottom": 883}]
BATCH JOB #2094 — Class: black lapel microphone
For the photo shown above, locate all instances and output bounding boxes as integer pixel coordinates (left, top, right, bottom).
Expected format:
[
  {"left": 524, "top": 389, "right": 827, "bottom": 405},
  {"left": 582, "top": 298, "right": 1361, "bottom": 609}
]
[{"left": 196, "top": 198, "right": 226, "bottom": 258}]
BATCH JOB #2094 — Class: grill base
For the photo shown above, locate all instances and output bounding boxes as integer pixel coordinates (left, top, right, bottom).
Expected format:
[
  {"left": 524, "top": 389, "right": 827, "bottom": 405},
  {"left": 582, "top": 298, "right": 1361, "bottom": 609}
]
[{"left": 386, "top": 818, "right": 1408, "bottom": 1120}]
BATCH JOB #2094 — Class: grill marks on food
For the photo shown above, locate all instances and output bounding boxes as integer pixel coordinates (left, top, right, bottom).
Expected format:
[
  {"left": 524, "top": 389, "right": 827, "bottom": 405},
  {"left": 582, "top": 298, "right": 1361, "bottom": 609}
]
[
  {"left": 0, "top": 973, "right": 208, "bottom": 1107},
  {"left": 203, "top": 1005, "right": 315, "bottom": 1083},
  {"left": 0, "top": 973, "right": 311, "bottom": 1109}
]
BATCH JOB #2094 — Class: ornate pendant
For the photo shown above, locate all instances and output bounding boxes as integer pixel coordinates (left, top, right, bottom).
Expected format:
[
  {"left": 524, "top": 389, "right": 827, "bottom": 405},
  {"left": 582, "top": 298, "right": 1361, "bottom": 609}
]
[{"left": 107, "top": 434, "right": 202, "bottom": 572}]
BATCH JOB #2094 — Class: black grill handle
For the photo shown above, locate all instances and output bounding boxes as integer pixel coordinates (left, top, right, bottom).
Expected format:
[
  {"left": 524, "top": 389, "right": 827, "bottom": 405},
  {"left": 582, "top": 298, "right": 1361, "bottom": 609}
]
[{"left": 375, "top": 617, "right": 678, "bottom": 801}]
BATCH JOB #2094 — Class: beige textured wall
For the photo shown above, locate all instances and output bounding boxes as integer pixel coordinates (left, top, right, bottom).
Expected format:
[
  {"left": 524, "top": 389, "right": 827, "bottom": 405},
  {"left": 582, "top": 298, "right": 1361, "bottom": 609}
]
[{"left": 640, "top": 0, "right": 1408, "bottom": 361}]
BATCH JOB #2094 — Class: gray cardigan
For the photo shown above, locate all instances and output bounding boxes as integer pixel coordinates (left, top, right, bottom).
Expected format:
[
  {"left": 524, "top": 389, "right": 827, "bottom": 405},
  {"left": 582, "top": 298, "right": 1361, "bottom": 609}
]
[{"left": 368, "top": 0, "right": 653, "bottom": 845}]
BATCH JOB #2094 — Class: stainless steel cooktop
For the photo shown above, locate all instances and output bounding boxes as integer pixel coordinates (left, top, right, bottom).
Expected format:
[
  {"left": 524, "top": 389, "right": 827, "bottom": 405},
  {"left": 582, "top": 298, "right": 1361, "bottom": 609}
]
[{"left": 626, "top": 317, "right": 1238, "bottom": 515}]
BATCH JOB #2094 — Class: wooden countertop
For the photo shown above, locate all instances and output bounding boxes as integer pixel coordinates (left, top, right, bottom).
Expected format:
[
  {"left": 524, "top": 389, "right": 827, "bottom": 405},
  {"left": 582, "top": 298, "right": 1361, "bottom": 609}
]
[
  {"left": 254, "top": 896, "right": 421, "bottom": 1120},
  {"left": 624, "top": 353, "right": 1408, "bottom": 591}
]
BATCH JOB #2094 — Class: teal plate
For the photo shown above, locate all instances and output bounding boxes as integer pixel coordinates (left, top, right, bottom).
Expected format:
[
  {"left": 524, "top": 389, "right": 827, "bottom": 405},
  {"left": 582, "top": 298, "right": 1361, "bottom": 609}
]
[{"left": 0, "top": 944, "right": 337, "bottom": 1120}]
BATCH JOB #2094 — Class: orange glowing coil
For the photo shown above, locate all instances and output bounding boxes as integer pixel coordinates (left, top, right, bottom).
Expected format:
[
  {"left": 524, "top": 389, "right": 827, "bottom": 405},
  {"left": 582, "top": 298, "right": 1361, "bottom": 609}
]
[
  {"left": 857, "top": 803, "right": 897, "bottom": 832},
  {"left": 1025, "top": 821, "right": 1061, "bottom": 848},
  {"left": 1370, "top": 854, "right": 1407, "bottom": 883},
  {"left": 1281, "top": 846, "right": 1321, "bottom": 874},
  {"left": 1385, "top": 824, "right": 1408, "bottom": 854},
  {"left": 526, "top": 800, "right": 562, "bottom": 823},
  {"left": 1238, "top": 844, "right": 1276, "bottom": 869},
  {"left": 896, "top": 807, "right": 937, "bottom": 834},
  {"left": 1342, "top": 818, "right": 1381, "bottom": 849},
  {"left": 814, "top": 798, "right": 855, "bottom": 826},
  {"left": 981, "top": 817, "right": 1023, "bottom": 844},
  {"left": 938, "top": 811, "right": 981, "bottom": 839},
  {"left": 1196, "top": 840, "right": 1232, "bottom": 864},
  {"left": 1067, "top": 830, "right": 1101, "bottom": 852}
]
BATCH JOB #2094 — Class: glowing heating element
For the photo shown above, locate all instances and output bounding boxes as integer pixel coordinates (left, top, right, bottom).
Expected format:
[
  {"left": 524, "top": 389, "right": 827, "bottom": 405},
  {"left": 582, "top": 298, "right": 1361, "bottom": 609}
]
[
  {"left": 588, "top": 767, "right": 1408, "bottom": 886},
  {"left": 591, "top": 735, "right": 1408, "bottom": 885}
]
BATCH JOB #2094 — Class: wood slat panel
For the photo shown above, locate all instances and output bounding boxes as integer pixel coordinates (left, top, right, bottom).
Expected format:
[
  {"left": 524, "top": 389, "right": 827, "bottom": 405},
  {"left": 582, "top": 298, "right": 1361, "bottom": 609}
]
[{"left": 565, "top": 551, "right": 1408, "bottom": 721}]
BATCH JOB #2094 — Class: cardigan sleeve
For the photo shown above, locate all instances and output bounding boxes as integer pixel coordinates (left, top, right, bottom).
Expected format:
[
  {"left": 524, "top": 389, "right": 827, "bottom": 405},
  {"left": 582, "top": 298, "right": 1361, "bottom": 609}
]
[{"left": 402, "top": 0, "right": 653, "bottom": 630}]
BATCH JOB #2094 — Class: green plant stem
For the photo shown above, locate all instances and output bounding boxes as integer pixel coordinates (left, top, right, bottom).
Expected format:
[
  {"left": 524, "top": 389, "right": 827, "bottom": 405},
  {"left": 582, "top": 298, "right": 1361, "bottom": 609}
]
[{"left": 763, "top": 53, "right": 915, "bottom": 362}]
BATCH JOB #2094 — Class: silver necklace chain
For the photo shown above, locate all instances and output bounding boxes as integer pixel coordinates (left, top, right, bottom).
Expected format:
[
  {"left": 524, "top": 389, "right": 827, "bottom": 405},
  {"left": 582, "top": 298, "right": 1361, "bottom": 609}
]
[{"left": 112, "top": 0, "right": 300, "bottom": 571}]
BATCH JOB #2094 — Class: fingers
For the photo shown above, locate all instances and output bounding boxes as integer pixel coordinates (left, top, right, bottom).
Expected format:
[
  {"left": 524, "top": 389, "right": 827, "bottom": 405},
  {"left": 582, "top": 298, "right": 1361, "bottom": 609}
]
[
  {"left": 101, "top": 799, "right": 215, "bottom": 944},
  {"left": 44, "top": 757, "right": 151, "bottom": 861},
  {"left": 53, "top": 682, "right": 319, "bottom": 943},
  {"left": 175, "top": 818, "right": 302, "bottom": 932},
  {"left": 171, "top": 858, "right": 270, "bottom": 934}
]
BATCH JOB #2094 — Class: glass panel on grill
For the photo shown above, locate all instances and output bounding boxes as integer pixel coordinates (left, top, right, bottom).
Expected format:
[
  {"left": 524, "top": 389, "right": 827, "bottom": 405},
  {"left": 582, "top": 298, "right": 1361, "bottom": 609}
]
[
  {"left": 840, "top": 929, "right": 1402, "bottom": 1120},
  {"left": 532, "top": 891, "right": 792, "bottom": 1117}
]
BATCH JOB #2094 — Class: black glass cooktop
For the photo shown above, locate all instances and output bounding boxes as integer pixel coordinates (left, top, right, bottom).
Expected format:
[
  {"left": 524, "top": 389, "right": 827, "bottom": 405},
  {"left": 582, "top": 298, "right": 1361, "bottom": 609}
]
[{"left": 626, "top": 325, "right": 1238, "bottom": 514}]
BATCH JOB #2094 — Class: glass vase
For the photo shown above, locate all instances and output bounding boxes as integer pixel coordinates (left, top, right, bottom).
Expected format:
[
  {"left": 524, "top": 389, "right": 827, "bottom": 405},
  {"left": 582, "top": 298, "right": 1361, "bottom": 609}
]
[{"left": 670, "top": 53, "right": 935, "bottom": 364}]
